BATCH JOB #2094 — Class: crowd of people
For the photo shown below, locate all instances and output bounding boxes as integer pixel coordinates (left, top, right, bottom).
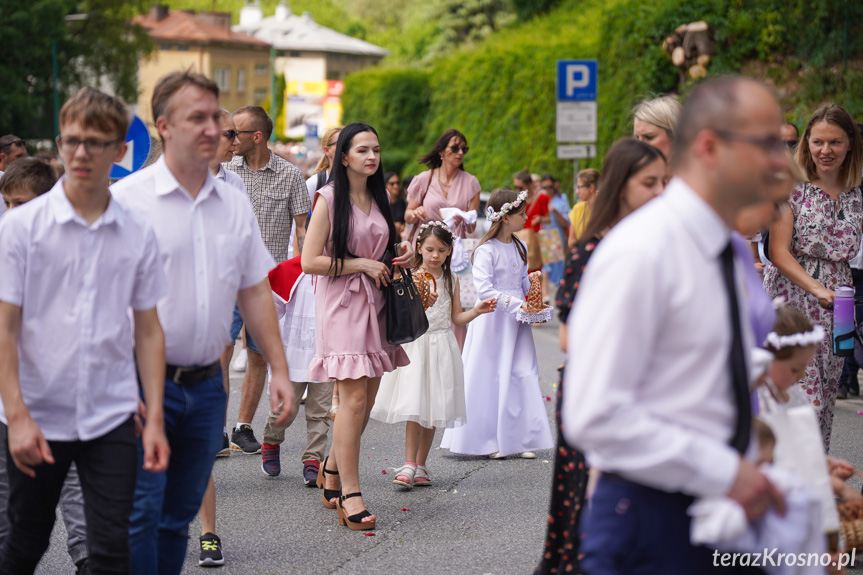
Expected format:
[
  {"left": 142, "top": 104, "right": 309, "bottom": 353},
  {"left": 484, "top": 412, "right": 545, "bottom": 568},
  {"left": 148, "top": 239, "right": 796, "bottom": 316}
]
[{"left": 1, "top": 69, "right": 863, "bottom": 575}]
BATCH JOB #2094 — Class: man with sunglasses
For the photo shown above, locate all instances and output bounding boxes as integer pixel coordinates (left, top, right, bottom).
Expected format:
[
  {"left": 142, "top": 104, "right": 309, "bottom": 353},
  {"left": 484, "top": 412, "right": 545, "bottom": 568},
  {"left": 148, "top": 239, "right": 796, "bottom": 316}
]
[
  {"left": 225, "top": 106, "right": 310, "bottom": 456},
  {"left": 0, "top": 136, "right": 26, "bottom": 173},
  {"left": 0, "top": 135, "right": 28, "bottom": 218}
]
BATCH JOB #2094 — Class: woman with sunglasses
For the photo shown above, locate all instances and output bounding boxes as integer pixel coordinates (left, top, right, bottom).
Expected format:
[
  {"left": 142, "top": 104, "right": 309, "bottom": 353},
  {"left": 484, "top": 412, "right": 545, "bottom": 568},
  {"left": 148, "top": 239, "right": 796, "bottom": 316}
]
[
  {"left": 764, "top": 103, "right": 863, "bottom": 450},
  {"left": 405, "top": 129, "right": 481, "bottom": 348},
  {"left": 405, "top": 129, "right": 480, "bottom": 241},
  {"left": 384, "top": 172, "right": 407, "bottom": 237}
]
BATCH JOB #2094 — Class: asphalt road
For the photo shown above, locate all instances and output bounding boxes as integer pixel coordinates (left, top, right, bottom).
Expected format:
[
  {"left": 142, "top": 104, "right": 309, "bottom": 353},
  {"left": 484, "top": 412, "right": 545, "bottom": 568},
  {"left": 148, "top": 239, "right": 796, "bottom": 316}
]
[
  {"left": 35, "top": 320, "right": 863, "bottom": 574},
  {"left": 36, "top": 320, "right": 565, "bottom": 575}
]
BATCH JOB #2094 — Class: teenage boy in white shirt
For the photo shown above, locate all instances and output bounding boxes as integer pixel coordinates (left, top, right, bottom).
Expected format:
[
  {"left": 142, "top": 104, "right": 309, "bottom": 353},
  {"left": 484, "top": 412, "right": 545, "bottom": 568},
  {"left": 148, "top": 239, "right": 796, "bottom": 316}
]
[
  {"left": 0, "top": 87, "right": 170, "bottom": 574},
  {"left": 111, "top": 71, "right": 296, "bottom": 575}
]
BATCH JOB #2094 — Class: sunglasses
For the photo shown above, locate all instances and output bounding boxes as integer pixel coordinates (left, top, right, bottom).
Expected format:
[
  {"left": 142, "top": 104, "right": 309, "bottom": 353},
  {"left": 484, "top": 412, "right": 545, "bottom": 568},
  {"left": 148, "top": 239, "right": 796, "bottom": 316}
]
[
  {"left": 222, "top": 130, "right": 239, "bottom": 141},
  {"left": 448, "top": 145, "right": 469, "bottom": 154},
  {"left": 0, "top": 139, "right": 24, "bottom": 152}
]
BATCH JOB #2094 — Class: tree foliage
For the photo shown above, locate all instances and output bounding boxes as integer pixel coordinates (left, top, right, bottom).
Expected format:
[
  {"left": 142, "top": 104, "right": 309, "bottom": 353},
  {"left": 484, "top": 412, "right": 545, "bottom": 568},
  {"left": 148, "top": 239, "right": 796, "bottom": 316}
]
[{"left": 0, "top": 0, "right": 154, "bottom": 139}]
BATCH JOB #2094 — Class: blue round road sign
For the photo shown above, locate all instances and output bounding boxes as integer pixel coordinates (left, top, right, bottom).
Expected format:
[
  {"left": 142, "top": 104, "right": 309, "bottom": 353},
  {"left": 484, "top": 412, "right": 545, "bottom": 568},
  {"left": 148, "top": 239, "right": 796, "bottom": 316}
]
[{"left": 110, "top": 115, "right": 151, "bottom": 179}]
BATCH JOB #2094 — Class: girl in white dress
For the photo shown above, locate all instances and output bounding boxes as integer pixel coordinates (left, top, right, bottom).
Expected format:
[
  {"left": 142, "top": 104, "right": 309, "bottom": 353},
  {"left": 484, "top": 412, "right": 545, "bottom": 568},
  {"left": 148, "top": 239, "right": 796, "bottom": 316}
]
[
  {"left": 441, "top": 188, "right": 555, "bottom": 458},
  {"left": 371, "top": 221, "right": 496, "bottom": 488}
]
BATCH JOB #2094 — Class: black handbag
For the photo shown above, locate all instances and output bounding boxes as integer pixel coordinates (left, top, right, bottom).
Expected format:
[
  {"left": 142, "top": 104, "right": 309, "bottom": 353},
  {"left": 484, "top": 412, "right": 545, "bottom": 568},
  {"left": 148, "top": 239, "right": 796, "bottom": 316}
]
[{"left": 383, "top": 244, "right": 429, "bottom": 345}]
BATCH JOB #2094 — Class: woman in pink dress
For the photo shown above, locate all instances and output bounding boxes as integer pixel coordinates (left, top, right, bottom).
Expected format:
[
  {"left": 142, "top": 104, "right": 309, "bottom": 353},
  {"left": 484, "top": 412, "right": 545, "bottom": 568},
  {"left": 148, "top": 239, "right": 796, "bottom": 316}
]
[
  {"left": 405, "top": 129, "right": 481, "bottom": 347},
  {"left": 302, "top": 123, "right": 413, "bottom": 530}
]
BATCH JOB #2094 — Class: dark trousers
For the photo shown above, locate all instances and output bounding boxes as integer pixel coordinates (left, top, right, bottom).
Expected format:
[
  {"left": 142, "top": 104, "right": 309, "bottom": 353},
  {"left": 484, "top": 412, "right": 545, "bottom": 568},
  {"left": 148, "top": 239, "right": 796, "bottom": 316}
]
[
  {"left": 580, "top": 475, "right": 764, "bottom": 575},
  {"left": 0, "top": 417, "right": 137, "bottom": 575}
]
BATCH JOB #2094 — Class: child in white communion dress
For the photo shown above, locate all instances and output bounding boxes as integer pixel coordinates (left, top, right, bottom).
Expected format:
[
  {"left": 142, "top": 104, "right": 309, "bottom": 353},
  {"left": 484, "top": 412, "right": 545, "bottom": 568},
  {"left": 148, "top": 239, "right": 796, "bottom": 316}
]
[{"left": 441, "top": 188, "right": 554, "bottom": 459}]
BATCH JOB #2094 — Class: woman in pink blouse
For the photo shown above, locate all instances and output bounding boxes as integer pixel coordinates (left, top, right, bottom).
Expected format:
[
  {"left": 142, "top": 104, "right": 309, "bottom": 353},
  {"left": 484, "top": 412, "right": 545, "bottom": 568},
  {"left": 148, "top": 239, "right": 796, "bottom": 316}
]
[
  {"left": 404, "top": 129, "right": 481, "bottom": 240},
  {"left": 405, "top": 129, "right": 481, "bottom": 348}
]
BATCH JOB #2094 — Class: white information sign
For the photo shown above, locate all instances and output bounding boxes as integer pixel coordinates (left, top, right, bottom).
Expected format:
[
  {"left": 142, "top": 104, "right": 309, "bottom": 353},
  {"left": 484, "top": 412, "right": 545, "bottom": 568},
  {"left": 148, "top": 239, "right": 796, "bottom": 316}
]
[
  {"left": 557, "top": 144, "right": 596, "bottom": 160},
  {"left": 556, "top": 101, "right": 597, "bottom": 143}
]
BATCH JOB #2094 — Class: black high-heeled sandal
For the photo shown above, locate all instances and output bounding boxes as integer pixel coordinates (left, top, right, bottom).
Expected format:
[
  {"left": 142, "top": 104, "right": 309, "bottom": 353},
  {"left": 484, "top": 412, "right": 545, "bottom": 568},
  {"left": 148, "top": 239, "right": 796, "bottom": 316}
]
[
  {"left": 316, "top": 456, "right": 340, "bottom": 509},
  {"left": 337, "top": 492, "right": 375, "bottom": 530}
]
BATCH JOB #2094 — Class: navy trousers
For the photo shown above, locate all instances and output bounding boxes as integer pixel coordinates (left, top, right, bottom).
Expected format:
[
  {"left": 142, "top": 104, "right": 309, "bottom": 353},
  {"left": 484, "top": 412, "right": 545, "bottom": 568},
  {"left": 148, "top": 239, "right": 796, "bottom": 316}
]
[{"left": 580, "top": 475, "right": 765, "bottom": 575}]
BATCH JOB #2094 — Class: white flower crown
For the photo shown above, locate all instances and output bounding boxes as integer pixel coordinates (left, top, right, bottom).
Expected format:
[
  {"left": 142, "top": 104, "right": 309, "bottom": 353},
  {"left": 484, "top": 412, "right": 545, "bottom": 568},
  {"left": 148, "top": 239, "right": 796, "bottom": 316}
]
[
  {"left": 485, "top": 190, "right": 528, "bottom": 223},
  {"left": 417, "top": 220, "right": 453, "bottom": 241},
  {"left": 763, "top": 325, "right": 825, "bottom": 351}
]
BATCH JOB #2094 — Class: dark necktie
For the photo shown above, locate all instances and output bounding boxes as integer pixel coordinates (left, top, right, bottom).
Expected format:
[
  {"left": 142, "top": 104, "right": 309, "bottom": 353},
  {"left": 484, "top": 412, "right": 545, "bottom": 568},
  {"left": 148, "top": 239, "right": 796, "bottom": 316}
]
[{"left": 720, "top": 242, "right": 751, "bottom": 453}]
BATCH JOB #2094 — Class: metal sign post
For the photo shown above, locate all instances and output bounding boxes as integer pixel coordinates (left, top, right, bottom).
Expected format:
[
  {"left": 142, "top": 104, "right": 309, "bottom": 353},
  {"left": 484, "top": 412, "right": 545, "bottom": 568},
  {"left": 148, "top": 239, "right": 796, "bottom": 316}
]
[{"left": 556, "top": 60, "right": 598, "bottom": 196}]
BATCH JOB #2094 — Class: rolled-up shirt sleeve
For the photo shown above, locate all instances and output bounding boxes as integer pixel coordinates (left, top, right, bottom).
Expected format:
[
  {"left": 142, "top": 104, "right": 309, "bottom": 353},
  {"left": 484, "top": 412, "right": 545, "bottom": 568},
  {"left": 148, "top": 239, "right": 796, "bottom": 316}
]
[
  {"left": 0, "top": 215, "right": 26, "bottom": 306},
  {"left": 561, "top": 247, "right": 740, "bottom": 499},
  {"left": 240, "top": 202, "right": 277, "bottom": 289},
  {"left": 131, "top": 224, "right": 168, "bottom": 311}
]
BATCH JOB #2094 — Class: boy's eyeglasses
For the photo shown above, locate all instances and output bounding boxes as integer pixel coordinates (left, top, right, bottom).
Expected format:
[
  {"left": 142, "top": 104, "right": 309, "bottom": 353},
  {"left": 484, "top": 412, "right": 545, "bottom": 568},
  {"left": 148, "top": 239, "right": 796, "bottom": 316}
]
[{"left": 56, "top": 136, "right": 122, "bottom": 156}]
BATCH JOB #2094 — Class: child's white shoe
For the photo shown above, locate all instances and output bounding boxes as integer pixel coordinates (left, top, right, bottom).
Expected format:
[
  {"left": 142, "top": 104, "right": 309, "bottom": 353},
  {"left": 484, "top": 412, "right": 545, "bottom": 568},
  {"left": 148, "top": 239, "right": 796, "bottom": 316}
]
[{"left": 392, "top": 464, "right": 417, "bottom": 488}]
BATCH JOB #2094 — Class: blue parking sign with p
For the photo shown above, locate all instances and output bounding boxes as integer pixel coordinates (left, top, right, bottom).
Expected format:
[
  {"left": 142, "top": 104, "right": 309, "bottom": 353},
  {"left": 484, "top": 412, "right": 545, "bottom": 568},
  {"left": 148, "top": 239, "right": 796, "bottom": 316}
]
[{"left": 557, "top": 60, "right": 598, "bottom": 101}]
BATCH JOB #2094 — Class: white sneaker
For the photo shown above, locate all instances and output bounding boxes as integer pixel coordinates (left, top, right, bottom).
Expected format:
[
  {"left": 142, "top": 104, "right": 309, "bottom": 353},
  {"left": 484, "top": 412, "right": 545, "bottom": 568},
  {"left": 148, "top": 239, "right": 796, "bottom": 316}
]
[
  {"left": 488, "top": 452, "right": 506, "bottom": 460},
  {"left": 519, "top": 451, "right": 536, "bottom": 459},
  {"left": 232, "top": 348, "right": 248, "bottom": 372}
]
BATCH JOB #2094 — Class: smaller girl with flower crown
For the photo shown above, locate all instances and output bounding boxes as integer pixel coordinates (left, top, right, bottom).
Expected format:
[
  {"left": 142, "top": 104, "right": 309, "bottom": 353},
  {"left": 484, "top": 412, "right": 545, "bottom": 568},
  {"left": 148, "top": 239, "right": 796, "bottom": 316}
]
[
  {"left": 441, "top": 188, "right": 555, "bottom": 459},
  {"left": 371, "top": 221, "right": 497, "bottom": 488}
]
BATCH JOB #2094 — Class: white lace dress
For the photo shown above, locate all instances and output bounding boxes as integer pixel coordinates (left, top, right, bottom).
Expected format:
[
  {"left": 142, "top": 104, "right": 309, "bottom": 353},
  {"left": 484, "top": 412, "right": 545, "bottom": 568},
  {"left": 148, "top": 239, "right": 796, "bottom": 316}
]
[{"left": 370, "top": 271, "right": 467, "bottom": 429}]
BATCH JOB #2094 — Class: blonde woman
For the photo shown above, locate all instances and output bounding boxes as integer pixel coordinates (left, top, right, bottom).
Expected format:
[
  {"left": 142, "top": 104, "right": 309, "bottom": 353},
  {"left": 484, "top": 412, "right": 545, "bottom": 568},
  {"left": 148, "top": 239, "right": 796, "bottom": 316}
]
[
  {"left": 567, "top": 168, "right": 600, "bottom": 248},
  {"left": 633, "top": 94, "right": 682, "bottom": 162}
]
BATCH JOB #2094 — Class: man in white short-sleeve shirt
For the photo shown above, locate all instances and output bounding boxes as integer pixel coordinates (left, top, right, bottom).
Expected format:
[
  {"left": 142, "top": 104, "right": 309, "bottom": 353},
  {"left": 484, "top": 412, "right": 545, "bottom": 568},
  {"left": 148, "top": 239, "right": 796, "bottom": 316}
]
[
  {"left": 111, "top": 71, "right": 296, "bottom": 575},
  {"left": 563, "top": 77, "right": 792, "bottom": 574},
  {"left": 0, "top": 88, "right": 170, "bottom": 573}
]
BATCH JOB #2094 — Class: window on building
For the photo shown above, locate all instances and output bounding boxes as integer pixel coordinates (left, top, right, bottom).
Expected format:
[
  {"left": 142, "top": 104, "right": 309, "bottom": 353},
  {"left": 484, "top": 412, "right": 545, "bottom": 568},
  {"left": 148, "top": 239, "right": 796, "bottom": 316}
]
[
  {"left": 176, "top": 44, "right": 189, "bottom": 52},
  {"left": 254, "top": 88, "right": 267, "bottom": 102},
  {"left": 159, "top": 44, "right": 172, "bottom": 51},
  {"left": 290, "top": 51, "right": 301, "bottom": 57},
  {"left": 237, "top": 68, "right": 246, "bottom": 94},
  {"left": 214, "top": 66, "right": 230, "bottom": 93},
  {"left": 255, "top": 63, "right": 268, "bottom": 75}
]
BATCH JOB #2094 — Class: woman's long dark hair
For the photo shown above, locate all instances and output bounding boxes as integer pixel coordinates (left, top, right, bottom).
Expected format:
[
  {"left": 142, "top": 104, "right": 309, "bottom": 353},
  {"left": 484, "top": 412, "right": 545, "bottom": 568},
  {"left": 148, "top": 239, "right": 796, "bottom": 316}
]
[
  {"left": 581, "top": 138, "right": 666, "bottom": 240},
  {"left": 328, "top": 123, "right": 397, "bottom": 277},
  {"left": 418, "top": 128, "right": 468, "bottom": 170}
]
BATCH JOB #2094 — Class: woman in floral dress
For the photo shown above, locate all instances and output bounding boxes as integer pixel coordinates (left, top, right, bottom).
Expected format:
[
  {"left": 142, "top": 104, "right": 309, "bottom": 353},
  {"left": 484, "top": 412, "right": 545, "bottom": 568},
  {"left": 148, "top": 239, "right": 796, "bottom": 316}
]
[{"left": 764, "top": 104, "right": 863, "bottom": 450}]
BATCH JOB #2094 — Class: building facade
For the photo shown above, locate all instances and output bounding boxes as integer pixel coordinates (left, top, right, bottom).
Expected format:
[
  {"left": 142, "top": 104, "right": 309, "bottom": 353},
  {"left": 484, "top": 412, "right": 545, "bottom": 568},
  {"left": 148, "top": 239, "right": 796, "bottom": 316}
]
[{"left": 134, "top": 6, "right": 271, "bottom": 131}]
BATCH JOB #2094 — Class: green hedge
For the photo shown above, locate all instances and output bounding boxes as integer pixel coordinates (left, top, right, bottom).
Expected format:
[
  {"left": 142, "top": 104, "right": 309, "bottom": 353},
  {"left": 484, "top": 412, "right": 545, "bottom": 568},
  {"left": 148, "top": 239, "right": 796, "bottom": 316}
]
[
  {"left": 343, "top": 0, "right": 863, "bottom": 195},
  {"left": 342, "top": 68, "right": 432, "bottom": 176}
]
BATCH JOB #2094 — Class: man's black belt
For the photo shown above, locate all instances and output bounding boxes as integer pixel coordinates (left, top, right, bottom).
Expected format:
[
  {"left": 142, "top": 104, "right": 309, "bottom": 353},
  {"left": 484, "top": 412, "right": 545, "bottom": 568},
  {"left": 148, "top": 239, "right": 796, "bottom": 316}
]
[{"left": 166, "top": 362, "right": 220, "bottom": 385}]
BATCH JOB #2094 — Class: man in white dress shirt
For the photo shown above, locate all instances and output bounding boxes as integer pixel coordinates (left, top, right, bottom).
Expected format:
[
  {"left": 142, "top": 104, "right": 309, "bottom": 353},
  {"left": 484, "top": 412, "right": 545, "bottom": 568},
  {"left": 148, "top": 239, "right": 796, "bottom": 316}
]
[
  {"left": 562, "top": 76, "right": 792, "bottom": 574},
  {"left": 111, "top": 71, "right": 296, "bottom": 575},
  {"left": 0, "top": 88, "right": 170, "bottom": 573}
]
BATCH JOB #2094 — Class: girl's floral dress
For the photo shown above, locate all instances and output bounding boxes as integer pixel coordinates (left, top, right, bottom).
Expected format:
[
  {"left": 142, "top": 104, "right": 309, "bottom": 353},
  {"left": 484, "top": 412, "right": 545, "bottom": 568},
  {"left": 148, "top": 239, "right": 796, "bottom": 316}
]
[{"left": 764, "top": 182, "right": 863, "bottom": 450}]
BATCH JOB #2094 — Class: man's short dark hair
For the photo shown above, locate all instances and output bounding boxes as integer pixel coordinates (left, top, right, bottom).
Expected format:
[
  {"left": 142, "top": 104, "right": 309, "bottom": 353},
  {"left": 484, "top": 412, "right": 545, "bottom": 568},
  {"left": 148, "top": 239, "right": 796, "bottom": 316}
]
[
  {"left": 0, "top": 157, "right": 57, "bottom": 196},
  {"left": 234, "top": 106, "right": 274, "bottom": 140},
  {"left": 152, "top": 70, "right": 219, "bottom": 126},
  {"left": 673, "top": 76, "right": 764, "bottom": 166},
  {"left": 783, "top": 122, "right": 799, "bottom": 139},
  {"left": 0, "top": 134, "right": 25, "bottom": 154}
]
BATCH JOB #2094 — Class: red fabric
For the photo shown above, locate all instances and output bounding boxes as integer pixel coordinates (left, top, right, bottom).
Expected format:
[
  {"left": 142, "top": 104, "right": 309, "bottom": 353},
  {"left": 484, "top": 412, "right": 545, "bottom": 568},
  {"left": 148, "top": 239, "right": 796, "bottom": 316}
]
[
  {"left": 268, "top": 255, "right": 304, "bottom": 303},
  {"left": 524, "top": 192, "right": 550, "bottom": 232}
]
